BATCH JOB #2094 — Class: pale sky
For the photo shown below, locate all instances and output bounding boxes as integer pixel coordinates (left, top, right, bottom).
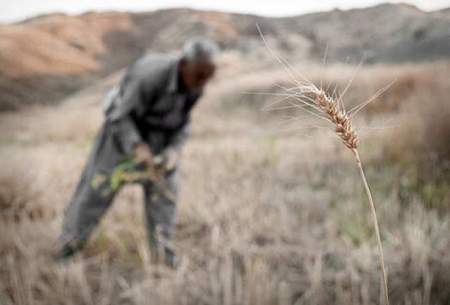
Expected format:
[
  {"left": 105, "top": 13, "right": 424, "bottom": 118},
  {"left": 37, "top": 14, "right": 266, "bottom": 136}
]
[{"left": 1, "top": 0, "right": 450, "bottom": 23}]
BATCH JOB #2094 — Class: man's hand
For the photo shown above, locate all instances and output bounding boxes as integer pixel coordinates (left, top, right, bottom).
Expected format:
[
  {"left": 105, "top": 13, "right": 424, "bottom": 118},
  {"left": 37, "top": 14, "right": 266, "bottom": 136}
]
[
  {"left": 134, "top": 143, "right": 154, "bottom": 167},
  {"left": 162, "top": 148, "right": 180, "bottom": 171}
]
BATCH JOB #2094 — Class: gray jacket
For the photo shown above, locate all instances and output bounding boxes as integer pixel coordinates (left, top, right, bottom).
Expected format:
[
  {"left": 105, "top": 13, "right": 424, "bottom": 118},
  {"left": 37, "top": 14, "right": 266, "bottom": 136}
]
[{"left": 103, "top": 53, "right": 201, "bottom": 155}]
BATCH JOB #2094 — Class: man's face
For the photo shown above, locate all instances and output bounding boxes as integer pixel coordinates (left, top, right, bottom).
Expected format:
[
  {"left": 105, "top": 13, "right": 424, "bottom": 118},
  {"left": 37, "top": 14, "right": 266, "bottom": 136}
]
[{"left": 180, "top": 59, "right": 216, "bottom": 92}]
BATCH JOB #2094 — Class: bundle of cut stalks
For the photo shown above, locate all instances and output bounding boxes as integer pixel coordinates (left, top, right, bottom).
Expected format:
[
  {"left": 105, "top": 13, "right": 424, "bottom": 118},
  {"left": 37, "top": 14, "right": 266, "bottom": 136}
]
[{"left": 90, "top": 158, "right": 176, "bottom": 202}]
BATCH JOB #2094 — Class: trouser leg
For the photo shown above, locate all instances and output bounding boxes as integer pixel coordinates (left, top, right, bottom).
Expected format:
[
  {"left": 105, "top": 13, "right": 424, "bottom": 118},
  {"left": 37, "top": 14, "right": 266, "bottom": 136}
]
[
  {"left": 60, "top": 179, "right": 118, "bottom": 250},
  {"left": 143, "top": 170, "right": 178, "bottom": 265},
  {"left": 58, "top": 122, "right": 123, "bottom": 251}
]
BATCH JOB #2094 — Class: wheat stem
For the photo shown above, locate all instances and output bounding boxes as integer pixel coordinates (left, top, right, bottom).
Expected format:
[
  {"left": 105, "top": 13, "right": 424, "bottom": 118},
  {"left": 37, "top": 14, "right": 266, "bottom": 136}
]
[
  {"left": 280, "top": 82, "right": 390, "bottom": 304},
  {"left": 352, "top": 148, "right": 389, "bottom": 305}
]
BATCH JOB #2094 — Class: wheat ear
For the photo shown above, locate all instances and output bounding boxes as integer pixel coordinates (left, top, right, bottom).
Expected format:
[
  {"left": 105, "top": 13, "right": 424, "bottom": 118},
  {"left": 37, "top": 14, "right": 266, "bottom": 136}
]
[{"left": 288, "top": 84, "right": 389, "bottom": 305}]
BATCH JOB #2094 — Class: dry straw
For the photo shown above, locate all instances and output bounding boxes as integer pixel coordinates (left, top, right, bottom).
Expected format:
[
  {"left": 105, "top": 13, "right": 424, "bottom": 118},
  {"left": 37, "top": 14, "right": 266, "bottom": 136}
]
[{"left": 257, "top": 25, "right": 390, "bottom": 305}]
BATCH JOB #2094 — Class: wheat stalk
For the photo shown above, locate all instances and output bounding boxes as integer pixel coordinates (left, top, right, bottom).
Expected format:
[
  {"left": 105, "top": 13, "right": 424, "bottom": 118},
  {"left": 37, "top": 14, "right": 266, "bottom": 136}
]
[
  {"left": 286, "top": 83, "right": 389, "bottom": 305},
  {"left": 255, "top": 24, "right": 389, "bottom": 304}
]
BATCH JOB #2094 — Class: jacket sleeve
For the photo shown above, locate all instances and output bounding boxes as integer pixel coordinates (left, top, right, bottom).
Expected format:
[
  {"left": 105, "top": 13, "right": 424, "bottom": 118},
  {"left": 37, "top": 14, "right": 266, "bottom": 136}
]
[
  {"left": 106, "top": 75, "right": 147, "bottom": 156},
  {"left": 110, "top": 115, "right": 142, "bottom": 155},
  {"left": 166, "top": 121, "right": 191, "bottom": 153}
]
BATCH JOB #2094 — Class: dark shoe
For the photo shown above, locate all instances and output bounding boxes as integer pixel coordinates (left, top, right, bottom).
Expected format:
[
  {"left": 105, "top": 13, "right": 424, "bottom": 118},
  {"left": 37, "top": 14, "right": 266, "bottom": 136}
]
[
  {"left": 53, "top": 244, "right": 77, "bottom": 261},
  {"left": 150, "top": 245, "right": 179, "bottom": 269},
  {"left": 52, "top": 239, "right": 85, "bottom": 261},
  {"left": 163, "top": 247, "right": 179, "bottom": 269}
]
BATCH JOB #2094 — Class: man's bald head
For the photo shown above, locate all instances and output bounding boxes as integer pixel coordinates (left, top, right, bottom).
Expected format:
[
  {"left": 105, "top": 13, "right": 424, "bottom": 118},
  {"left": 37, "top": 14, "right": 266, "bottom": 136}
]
[{"left": 182, "top": 38, "right": 219, "bottom": 64}]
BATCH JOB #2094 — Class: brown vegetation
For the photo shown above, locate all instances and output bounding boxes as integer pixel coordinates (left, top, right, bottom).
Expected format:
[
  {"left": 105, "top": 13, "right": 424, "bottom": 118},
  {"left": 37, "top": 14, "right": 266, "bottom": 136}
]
[{"left": 1, "top": 58, "right": 450, "bottom": 304}]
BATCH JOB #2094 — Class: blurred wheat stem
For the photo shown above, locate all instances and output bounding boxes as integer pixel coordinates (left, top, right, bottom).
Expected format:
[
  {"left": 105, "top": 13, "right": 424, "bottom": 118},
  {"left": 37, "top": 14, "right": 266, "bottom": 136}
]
[
  {"left": 286, "top": 84, "right": 389, "bottom": 305},
  {"left": 352, "top": 148, "right": 389, "bottom": 305}
]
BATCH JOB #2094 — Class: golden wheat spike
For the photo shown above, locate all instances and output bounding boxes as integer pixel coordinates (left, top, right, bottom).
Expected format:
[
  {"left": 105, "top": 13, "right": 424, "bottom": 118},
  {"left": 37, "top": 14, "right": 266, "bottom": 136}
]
[
  {"left": 257, "top": 24, "right": 389, "bottom": 304},
  {"left": 292, "top": 84, "right": 389, "bottom": 305}
]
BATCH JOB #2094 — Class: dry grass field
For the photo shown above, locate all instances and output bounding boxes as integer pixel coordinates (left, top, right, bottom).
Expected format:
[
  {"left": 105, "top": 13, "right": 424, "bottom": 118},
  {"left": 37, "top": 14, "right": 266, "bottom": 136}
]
[{"left": 1, "top": 59, "right": 449, "bottom": 305}]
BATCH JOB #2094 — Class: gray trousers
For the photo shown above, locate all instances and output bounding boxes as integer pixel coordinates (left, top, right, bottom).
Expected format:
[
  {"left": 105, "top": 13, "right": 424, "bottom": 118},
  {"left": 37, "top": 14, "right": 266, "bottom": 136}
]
[{"left": 59, "top": 122, "right": 178, "bottom": 255}]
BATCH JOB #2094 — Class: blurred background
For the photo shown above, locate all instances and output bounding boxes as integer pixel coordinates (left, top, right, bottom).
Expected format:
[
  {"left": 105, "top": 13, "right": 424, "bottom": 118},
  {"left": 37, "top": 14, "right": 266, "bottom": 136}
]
[{"left": 0, "top": 1, "right": 449, "bottom": 305}]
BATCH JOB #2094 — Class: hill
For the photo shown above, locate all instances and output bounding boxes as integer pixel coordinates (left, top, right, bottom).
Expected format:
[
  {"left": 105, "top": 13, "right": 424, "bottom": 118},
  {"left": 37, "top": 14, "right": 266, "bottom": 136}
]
[{"left": 0, "top": 3, "right": 449, "bottom": 110}]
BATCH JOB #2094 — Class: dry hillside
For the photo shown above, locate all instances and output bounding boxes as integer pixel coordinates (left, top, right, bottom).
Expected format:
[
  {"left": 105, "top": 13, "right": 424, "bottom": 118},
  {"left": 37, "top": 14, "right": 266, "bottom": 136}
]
[{"left": 0, "top": 3, "right": 449, "bottom": 110}]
